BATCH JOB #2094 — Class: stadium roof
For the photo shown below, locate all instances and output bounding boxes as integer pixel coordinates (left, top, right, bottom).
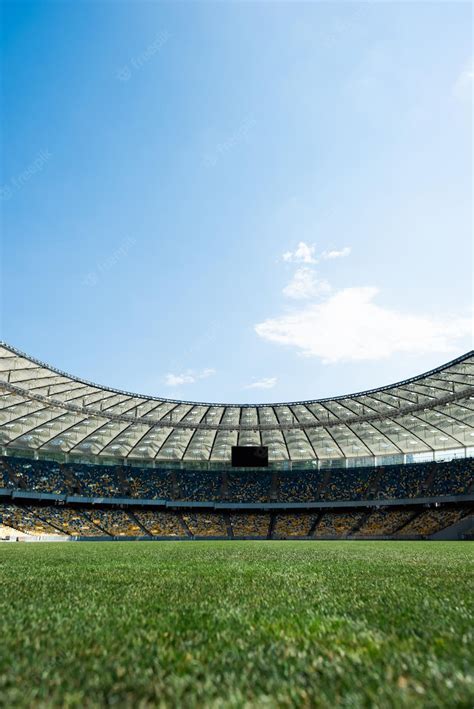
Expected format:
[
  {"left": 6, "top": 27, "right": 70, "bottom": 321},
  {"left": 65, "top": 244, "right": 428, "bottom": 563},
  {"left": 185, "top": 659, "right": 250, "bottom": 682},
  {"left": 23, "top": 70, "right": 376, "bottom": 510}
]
[{"left": 1, "top": 342, "right": 473, "bottom": 465}]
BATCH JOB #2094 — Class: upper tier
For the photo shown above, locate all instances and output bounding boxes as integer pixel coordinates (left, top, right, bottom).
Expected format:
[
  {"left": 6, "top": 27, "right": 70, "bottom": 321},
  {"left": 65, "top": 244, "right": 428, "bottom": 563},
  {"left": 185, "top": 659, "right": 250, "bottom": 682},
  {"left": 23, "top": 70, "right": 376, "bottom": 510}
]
[{"left": 0, "top": 342, "right": 473, "bottom": 463}]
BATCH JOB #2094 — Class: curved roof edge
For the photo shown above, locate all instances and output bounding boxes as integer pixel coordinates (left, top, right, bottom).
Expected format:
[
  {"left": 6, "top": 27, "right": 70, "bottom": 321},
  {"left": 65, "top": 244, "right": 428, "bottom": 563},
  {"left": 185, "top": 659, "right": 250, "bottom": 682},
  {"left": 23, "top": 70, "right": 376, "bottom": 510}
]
[{"left": 1, "top": 341, "right": 473, "bottom": 407}]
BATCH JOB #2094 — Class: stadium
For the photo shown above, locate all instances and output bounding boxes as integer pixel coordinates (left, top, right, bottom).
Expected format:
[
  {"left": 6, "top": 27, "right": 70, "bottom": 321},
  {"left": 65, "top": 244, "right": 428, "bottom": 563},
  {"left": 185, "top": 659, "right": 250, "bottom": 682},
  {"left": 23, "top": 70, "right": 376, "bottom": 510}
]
[
  {"left": 2, "top": 2, "right": 473, "bottom": 705},
  {"left": 1, "top": 343, "right": 473, "bottom": 705},
  {"left": 1, "top": 342, "right": 473, "bottom": 541}
]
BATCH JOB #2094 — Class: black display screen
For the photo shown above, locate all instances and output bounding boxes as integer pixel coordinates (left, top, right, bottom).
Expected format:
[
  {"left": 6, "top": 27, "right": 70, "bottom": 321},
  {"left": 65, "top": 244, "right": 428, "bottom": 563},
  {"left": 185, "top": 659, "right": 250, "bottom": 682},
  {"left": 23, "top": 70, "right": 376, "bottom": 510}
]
[{"left": 231, "top": 446, "right": 269, "bottom": 468}]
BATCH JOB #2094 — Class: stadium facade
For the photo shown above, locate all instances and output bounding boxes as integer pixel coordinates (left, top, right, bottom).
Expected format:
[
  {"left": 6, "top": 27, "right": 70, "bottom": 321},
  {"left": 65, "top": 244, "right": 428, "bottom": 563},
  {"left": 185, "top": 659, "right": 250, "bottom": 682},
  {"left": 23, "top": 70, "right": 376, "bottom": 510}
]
[{"left": 0, "top": 342, "right": 473, "bottom": 541}]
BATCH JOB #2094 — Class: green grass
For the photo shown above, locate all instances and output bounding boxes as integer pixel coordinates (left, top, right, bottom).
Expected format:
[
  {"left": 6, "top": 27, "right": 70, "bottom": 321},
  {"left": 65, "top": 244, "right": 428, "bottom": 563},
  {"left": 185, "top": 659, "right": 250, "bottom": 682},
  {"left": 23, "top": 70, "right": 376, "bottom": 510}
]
[{"left": 0, "top": 541, "right": 473, "bottom": 708}]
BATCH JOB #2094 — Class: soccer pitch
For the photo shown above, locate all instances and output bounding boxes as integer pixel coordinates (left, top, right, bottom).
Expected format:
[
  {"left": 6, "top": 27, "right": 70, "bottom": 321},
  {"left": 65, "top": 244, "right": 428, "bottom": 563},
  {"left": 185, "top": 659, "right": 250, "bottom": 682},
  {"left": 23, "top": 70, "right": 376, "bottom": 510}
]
[{"left": 0, "top": 542, "right": 472, "bottom": 707}]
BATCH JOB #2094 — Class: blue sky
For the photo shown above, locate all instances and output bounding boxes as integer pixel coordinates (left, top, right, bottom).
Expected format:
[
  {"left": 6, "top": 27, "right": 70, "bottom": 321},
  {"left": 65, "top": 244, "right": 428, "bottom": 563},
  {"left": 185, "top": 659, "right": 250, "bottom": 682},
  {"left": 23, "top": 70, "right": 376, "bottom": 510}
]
[{"left": 1, "top": 1, "right": 472, "bottom": 404}]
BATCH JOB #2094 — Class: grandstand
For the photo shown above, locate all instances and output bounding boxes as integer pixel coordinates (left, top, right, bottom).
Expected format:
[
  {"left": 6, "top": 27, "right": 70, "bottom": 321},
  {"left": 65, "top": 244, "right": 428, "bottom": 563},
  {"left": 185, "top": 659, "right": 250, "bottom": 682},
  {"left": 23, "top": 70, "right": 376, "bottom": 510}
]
[{"left": 0, "top": 342, "right": 473, "bottom": 540}]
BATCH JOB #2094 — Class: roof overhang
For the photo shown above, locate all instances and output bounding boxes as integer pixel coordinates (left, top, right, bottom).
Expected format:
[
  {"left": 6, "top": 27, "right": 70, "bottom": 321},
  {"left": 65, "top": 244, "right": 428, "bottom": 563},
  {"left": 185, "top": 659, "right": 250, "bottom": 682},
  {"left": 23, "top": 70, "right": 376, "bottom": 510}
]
[{"left": 1, "top": 342, "right": 473, "bottom": 464}]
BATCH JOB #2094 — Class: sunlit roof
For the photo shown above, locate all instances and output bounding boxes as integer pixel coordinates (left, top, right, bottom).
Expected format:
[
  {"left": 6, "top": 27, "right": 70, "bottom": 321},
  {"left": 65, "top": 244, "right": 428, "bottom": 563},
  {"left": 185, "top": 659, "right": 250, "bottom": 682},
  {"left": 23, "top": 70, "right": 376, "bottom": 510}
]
[{"left": 1, "top": 342, "right": 473, "bottom": 464}]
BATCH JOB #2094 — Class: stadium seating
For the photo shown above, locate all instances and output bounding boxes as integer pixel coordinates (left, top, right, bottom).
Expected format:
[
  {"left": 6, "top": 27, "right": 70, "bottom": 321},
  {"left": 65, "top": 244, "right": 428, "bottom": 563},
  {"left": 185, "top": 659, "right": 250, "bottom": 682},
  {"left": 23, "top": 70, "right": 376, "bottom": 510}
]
[
  {"left": 176, "top": 471, "right": 221, "bottom": 501},
  {"left": 83, "top": 509, "right": 142, "bottom": 536},
  {"left": 69, "top": 464, "right": 124, "bottom": 497},
  {"left": 226, "top": 472, "right": 272, "bottom": 502},
  {"left": 428, "top": 459, "right": 473, "bottom": 496},
  {"left": 134, "top": 510, "right": 184, "bottom": 536},
  {"left": 230, "top": 513, "right": 270, "bottom": 537},
  {"left": 0, "top": 504, "right": 64, "bottom": 536},
  {"left": 357, "top": 509, "right": 415, "bottom": 536},
  {"left": 0, "top": 461, "right": 11, "bottom": 489},
  {"left": 182, "top": 512, "right": 228, "bottom": 537},
  {"left": 1, "top": 456, "right": 472, "bottom": 503},
  {"left": 277, "top": 471, "right": 321, "bottom": 502},
  {"left": 0, "top": 458, "right": 474, "bottom": 502},
  {"left": 0, "top": 503, "right": 471, "bottom": 540},
  {"left": 394, "top": 507, "right": 469, "bottom": 537},
  {"left": 323, "top": 469, "right": 371, "bottom": 501},
  {"left": 313, "top": 511, "right": 365, "bottom": 537},
  {"left": 29, "top": 505, "right": 108, "bottom": 536},
  {"left": 0, "top": 455, "right": 472, "bottom": 541},
  {"left": 126, "top": 469, "right": 174, "bottom": 500},
  {"left": 273, "top": 512, "right": 318, "bottom": 538},
  {"left": 2, "top": 458, "right": 71, "bottom": 494}
]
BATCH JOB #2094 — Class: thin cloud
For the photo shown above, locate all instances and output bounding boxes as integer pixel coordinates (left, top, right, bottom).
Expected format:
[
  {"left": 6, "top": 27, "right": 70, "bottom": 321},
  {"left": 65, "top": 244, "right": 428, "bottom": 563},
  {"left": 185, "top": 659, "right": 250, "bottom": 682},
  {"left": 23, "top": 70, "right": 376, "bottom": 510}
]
[
  {"left": 282, "top": 242, "right": 351, "bottom": 264},
  {"left": 283, "top": 267, "right": 331, "bottom": 300},
  {"left": 255, "top": 287, "right": 472, "bottom": 363},
  {"left": 164, "top": 368, "right": 216, "bottom": 387},
  {"left": 244, "top": 377, "right": 277, "bottom": 390},
  {"left": 321, "top": 246, "right": 351, "bottom": 260}
]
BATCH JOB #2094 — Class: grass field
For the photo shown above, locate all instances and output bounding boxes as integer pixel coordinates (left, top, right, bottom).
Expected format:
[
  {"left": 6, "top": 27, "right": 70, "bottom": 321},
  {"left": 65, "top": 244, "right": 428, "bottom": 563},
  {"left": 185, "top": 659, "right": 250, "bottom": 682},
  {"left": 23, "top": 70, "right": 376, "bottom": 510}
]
[{"left": 0, "top": 541, "right": 473, "bottom": 708}]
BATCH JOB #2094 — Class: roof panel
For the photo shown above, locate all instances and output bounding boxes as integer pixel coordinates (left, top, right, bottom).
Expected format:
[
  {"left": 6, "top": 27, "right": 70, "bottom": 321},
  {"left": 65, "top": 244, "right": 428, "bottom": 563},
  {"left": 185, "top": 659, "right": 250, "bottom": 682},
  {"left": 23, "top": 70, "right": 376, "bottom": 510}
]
[{"left": 0, "top": 342, "right": 473, "bottom": 463}]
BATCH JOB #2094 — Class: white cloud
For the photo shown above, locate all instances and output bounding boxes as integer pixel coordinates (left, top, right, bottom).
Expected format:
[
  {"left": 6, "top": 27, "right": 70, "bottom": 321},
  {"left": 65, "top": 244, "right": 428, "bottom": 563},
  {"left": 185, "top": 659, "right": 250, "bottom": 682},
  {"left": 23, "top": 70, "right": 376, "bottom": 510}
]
[
  {"left": 321, "top": 246, "right": 351, "bottom": 260},
  {"left": 164, "top": 373, "right": 194, "bottom": 386},
  {"left": 282, "top": 242, "right": 351, "bottom": 264},
  {"left": 282, "top": 241, "right": 317, "bottom": 264},
  {"left": 453, "top": 62, "right": 473, "bottom": 101},
  {"left": 255, "top": 286, "right": 472, "bottom": 363},
  {"left": 164, "top": 368, "right": 215, "bottom": 387},
  {"left": 282, "top": 267, "right": 331, "bottom": 300},
  {"left": 200, "top": 368, "right": 215, "bottom": 378},
  {"left": 244, "top": 377, "right": 277, "bottom": 390}
]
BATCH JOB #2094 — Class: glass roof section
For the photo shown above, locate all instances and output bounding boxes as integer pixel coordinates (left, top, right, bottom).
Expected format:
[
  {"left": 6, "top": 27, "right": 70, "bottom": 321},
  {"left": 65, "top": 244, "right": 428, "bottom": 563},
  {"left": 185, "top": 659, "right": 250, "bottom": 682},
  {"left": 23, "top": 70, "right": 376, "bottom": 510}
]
[{"left": 1, "top": 342, "right": 473, "bottom": 464}]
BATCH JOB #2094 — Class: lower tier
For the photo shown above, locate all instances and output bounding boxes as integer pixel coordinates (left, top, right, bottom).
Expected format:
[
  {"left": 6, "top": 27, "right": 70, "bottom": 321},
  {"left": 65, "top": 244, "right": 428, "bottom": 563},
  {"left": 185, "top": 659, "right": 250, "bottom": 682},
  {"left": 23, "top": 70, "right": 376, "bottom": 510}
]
[{"left": 1, "top": 502, "right": 473, "bottom": 541}]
